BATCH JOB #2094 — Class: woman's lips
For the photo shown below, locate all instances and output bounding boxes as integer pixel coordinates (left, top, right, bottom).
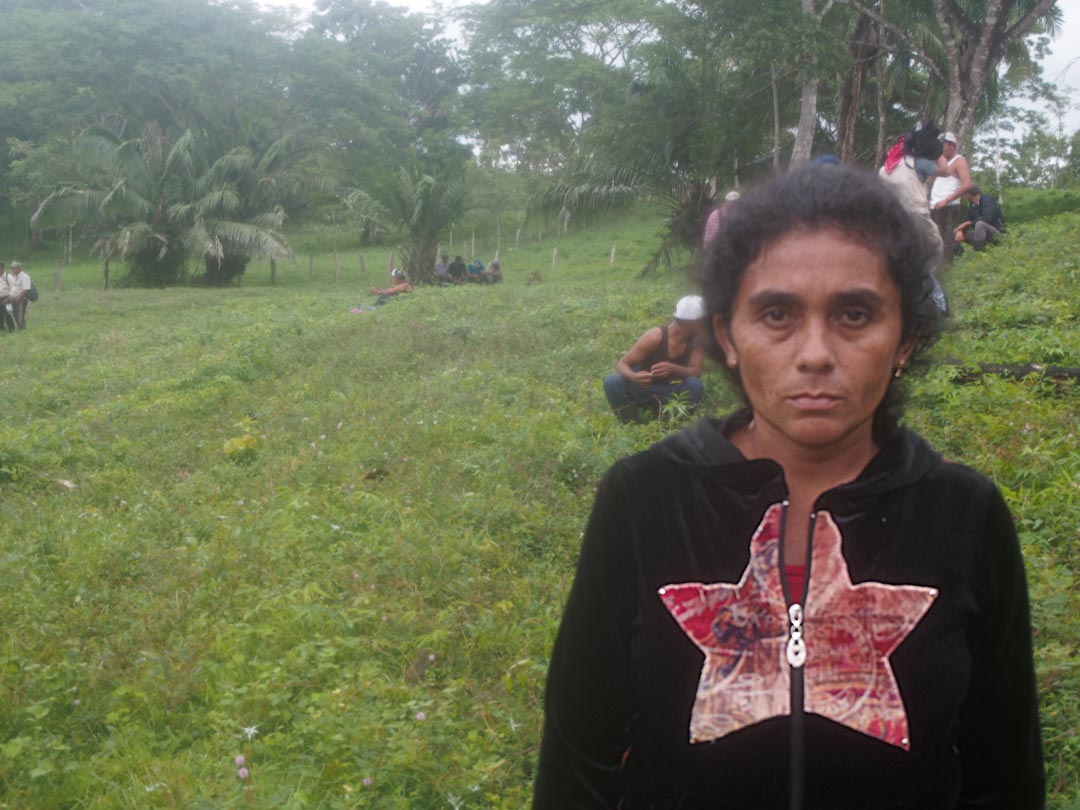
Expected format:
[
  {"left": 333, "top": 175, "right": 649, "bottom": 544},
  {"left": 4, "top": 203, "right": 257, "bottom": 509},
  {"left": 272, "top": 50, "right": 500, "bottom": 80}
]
[{"left": 790, "top": 393, "right": 841, "bottom": 411}]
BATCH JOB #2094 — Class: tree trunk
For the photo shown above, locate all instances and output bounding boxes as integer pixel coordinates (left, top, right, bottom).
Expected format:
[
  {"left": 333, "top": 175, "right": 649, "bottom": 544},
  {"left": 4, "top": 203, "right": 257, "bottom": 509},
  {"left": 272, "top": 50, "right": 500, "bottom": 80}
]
[
  {"left": 771, "top": 63, "right": 783, "bottom": 173},
  {"left": 837, "top": 14, "right": 875, "bottom": 163},
  {"left": 790, "top": 76, "right": 819, "bottom": 166},
  {"left": 874, "top": 15, "right": 888, "bottom": 167}
]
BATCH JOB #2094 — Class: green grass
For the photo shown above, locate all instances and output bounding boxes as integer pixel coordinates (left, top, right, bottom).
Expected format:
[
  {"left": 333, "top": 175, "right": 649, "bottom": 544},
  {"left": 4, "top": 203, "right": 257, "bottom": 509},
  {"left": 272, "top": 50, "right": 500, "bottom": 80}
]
[{"left": 1, "top": 204, "right": 1078, "bottom": 808}]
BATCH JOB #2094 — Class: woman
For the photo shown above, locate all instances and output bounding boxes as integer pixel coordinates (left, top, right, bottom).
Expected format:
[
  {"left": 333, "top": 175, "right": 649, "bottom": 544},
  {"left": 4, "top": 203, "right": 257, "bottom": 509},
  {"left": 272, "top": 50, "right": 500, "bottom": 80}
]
[{"left": 534, "top": 165, "right": 1043, "bottom": 809}]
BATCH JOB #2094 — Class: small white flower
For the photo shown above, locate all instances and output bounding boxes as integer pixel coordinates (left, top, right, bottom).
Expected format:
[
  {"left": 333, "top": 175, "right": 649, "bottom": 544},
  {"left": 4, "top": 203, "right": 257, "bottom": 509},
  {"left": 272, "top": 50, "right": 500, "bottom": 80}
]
[
  {"left": 242, "top": 725, "right": 259, "bottom": 740},
  {"left": 447, "top": 793, "right": 464, "bottom": 810}
]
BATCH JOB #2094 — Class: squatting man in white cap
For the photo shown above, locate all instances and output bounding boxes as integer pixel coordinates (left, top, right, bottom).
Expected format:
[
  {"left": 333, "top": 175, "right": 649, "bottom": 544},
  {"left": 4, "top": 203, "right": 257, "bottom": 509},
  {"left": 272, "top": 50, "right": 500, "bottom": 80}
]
[{"left": 603, "top": 295, "right": 707, "bottom": 423}]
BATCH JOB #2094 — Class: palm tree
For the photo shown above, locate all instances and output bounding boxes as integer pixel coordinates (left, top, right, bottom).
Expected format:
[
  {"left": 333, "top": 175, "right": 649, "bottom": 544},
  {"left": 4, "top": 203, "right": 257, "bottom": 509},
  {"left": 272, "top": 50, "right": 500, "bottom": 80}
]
[
  {"left": 342, "top": 165, "right": 473, "bottom": 285},
  {"left": 31, "top": 124, "right": 296, "bottom": 286}
]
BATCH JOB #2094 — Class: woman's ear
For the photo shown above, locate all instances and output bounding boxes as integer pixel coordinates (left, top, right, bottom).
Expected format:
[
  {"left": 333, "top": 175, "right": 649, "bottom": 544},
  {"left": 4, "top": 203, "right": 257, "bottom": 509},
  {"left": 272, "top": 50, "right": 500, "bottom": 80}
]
[
  {"left": 713, "top": 315, "right": 738, "bottom": 368},
  {"left": 895, "top": 337, "right": 916, "bottom": 370}
]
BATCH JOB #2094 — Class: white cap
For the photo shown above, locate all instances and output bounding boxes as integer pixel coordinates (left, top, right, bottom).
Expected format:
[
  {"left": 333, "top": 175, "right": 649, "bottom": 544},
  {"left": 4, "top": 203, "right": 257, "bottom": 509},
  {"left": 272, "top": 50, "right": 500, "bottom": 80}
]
[
  {"left": 674, "top": 295, "right": 706, "bottom": 321},
  {"left": 942, "top": 131, "right": 958, "bottom": 144},
  {"left": 724, "top": 190, "right": 741, "bottom": 202}
]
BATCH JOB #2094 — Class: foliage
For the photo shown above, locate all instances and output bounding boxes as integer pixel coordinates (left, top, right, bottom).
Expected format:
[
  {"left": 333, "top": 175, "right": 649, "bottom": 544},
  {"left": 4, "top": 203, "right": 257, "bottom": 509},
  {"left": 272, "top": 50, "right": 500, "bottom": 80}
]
[
  {"left": 30, "top": 125, "right": 297, "bottom": 286},
  {"left": 0, "top": 202, "right": 1078, "bottom": 808}
]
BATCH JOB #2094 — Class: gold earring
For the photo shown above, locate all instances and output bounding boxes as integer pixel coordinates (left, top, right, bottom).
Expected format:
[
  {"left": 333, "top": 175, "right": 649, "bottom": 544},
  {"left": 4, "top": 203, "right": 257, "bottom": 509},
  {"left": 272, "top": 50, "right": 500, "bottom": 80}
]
[{"left": 894, "top": 365, "right": 904, "bottom": 379}]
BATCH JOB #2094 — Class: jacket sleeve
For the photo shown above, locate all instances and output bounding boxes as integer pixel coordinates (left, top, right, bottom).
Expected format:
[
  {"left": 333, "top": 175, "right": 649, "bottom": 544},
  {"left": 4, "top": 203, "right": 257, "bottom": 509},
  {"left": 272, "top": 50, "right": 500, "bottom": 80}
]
[
  {"left": 533, "top": 467, "right": 636, "bottom": 809},
  {"left": 956, "top": 486, "right": 1045, "bottom": 809}
]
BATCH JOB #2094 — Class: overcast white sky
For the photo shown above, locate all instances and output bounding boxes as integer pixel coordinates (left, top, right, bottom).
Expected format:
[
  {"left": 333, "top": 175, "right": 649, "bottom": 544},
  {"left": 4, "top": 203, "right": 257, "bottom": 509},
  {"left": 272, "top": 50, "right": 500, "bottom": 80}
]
[{"left": 257, "top": 0, "right": 1080, "bottom": 132}]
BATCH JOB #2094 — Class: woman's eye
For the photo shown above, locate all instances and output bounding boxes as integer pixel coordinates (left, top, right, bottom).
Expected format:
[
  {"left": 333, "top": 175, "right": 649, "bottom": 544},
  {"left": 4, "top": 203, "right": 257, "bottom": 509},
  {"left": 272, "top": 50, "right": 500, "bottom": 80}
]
[
  {"left": 840, "top": 309, "right": 871, "bottom": 324},
  {"left": 763, "top": 308, "right": 788, "bottom": 323}
]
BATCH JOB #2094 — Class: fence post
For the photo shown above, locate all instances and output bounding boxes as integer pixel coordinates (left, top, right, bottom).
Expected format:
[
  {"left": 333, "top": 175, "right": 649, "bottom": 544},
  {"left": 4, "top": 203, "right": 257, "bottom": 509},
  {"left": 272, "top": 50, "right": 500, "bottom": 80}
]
[
  {"left": 610, "top": 244, "right": 616, "bottom": 265},
  {"left": 551, "top": 246, "right": 558, "bottom": 269}
]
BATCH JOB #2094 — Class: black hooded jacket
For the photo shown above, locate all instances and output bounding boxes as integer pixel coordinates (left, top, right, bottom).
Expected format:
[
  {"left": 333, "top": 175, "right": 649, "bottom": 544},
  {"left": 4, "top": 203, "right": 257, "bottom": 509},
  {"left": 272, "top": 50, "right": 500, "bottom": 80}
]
[{"left": 534, "top": 412, "right": 1044, "bottom": 809}]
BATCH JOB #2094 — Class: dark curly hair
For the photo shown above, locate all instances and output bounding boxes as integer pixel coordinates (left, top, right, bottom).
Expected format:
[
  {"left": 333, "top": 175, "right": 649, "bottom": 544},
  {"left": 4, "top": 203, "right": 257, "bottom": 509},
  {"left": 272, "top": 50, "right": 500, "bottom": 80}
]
[{"left": 701, "top": 164, "right": 942, "bottom": 442}]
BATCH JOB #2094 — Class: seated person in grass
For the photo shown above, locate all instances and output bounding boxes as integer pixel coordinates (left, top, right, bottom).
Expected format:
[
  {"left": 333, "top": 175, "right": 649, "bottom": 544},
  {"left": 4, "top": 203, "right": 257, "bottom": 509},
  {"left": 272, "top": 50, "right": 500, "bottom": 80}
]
[
  {"left": 465, "top": 258, "right": 486, "bottom": 282},
  {"left": 4, "top": 261, "right": 33, "bottom": 331},
  {"left": 0, "top": 261, "right": 15, "bottom": 332},
  {"left": 954, "top": 184, "right": 1005, "bottom": 252},
  {"left": 448, "top": 255, "right": 467, "bottom": 284},
  {"left": 603, "top": 295, "right": 707, "bottom": 423},
  {"left": 435, "top": 252, "right": 451, "bottom": 284},
  {"left": 354, "top": 268, "right": 412, "bottom": 310},
  {"left": 483, "top": 259, "right": 503, "bottom": 283}
]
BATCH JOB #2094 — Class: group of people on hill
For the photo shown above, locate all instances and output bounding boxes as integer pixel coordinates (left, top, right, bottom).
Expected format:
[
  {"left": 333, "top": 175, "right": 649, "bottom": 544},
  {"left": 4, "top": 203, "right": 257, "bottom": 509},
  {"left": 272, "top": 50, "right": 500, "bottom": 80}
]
[
  {"left": 879, "top": 123, "right": 1005, "bottom": 262},
  {"left": 350, "top": 253, "right": 503, "bottom": 313},
  {"left": 0, "top": 261, "right": 34, "bottom": 332},
  {"left": 435, "top": 252, "right": 503, "bottom": 285},
  {"left": 602, "top": 125, "right": 1006, "bottom": 426}
]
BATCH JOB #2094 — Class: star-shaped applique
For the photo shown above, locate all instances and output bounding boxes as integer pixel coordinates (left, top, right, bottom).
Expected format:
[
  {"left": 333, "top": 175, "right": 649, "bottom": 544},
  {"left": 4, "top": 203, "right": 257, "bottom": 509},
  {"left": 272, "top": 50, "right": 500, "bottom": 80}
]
[{"left": 658, "top": 504, "right": 937, "bottom": 750}]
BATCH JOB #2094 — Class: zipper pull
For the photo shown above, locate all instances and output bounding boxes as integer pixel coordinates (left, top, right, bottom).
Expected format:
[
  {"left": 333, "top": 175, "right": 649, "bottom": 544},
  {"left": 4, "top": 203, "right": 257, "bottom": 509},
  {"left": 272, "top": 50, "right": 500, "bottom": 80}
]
[{"left": 786, "top": 603, "right": 806, "bottom": 668}]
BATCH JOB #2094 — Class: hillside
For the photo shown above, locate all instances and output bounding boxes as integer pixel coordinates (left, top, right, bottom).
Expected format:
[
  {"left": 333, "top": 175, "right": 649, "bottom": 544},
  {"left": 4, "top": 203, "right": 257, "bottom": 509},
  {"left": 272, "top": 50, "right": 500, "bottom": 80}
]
[{"left": 1, "top": 206, "right": 1078, "bottom": 807}]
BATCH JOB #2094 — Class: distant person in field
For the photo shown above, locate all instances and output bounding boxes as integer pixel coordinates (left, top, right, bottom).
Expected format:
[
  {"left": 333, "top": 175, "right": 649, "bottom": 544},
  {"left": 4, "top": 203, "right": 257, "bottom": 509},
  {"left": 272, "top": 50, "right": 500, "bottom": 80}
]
[
  {"left": 955, "top": 185, "right": 1006, "bottom": 252},
  {"left": 603, "top": 295, "right": 707, "bottom": 423},
  {"left": 352, "top": 268, "right": 413, "bottom": 313},
  {"left": 0, "top": 262, "right": 15, "bottom": 332},
  {"left": 878, "top": 121, "right": 948, "bottom": 267},
  {"left": 371, "top": 268, "right": 413, "bottom": 300},
  {"left": 702, "top": 191, "right": 740, "bottom": 250},
  {"left": 435, "top": 252, "right": 451, "bottom": 284},
  {"left": 465, "top": 257, "right": 485, "bottom": 283},
  {"left": 4, "top": 261, "right": 33, "bottom": 330},
  {"left": 483, "top": 258, "right": 502, "bottom": 283},
  {"left": 448, "top": 255, "right": 467, "bottom": 284},
  {"left": 928, "top": 132, "right": 972, "bottom": 261}
]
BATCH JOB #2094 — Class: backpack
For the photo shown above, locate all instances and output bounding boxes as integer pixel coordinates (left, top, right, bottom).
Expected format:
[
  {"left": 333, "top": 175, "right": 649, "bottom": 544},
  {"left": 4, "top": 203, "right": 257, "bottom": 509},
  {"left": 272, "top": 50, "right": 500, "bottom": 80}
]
[
  {"left": 905, "top": 118, "right": 944, "bottom": 161},
  {"left": 27, "top": 283, "right": 39, "bottom": 303}
]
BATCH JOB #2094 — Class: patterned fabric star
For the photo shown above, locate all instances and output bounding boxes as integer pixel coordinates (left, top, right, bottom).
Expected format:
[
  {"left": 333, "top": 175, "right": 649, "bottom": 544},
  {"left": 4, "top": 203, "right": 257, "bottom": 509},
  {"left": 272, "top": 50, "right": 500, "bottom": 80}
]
[{"left": 658, "top": 503, "right": 937, "bottom": 750}]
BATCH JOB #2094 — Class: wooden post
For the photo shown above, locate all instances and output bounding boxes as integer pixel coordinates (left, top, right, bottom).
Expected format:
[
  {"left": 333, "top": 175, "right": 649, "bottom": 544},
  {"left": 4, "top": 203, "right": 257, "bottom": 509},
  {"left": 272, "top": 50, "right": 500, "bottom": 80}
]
[
  {"left": 103, "top": 257, "right": 110, "bottom": 290},
  {"left": 308, "top": 254, "right": 314, "bottom": 278},
  {"left": 551, "top": 246, "right": 558, "bottom": 269},
  {"left": 54, "top": 260, "right": 62, "bottom": 291},
  {"left": 610, "top": 244, "right": 617, "bottom": 265},
  {"left": 471, "top": 230, "right": 475, "bottom": 260},
  {"left": 496, "top": 219, "right": 501, "bottom": 256},
  {"left": 359, "top": 253, "right": 366, "bottom": 274},
  {"left": 449, "top": 226, "right": 453, "bottom": 253},
  {"left": 270, "top": 257, "right": 278, "bottom": 285},
  {"left": 334, "top": 242, "right": 340, "bottom": 279},
  {"left": 386, "top": 250, "right": 394, "bottom": 274},
  {"left": 66, "top": 225, "right": 73, "bottom": 265}
]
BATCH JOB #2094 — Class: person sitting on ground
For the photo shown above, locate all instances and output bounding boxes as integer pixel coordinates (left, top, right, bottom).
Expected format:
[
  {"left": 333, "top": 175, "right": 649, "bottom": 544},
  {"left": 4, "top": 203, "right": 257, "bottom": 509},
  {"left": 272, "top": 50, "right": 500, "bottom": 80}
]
[
  {"left": 0, "top": 262, "right": 15, "bottom": 333},
  {"left": 464, "top": 257, "right": 486, "bottom": 283},
  {"left": 702, "top": 191, "right": 740, "bottom": 251},
  {"left": 483, "top": 259, "right": 503, "bottom": 284},
  {"left": 603, "top": 295, "right": 707, "bottom": 423},
  {"left": 448, "top": 255, "right": 467, "bottom": 284},
  {"left": 5, "top": 261, "right": 32, "bottom": 331},
  {"left": 954, "top": 184, "right": 1005, "bottom": 252},
  {"left": 370, "top": 268, "right": 413, "bottom": 301},
  {"left": 435, "top": 252, "right": 451, "bottom": 284}
]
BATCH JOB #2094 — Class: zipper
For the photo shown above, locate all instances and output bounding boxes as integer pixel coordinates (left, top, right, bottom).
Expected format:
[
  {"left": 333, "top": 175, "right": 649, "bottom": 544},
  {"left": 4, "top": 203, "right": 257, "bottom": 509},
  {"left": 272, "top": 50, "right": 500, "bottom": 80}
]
[{"left": 779, "top": 503, "right": 817, "bottom": 810}]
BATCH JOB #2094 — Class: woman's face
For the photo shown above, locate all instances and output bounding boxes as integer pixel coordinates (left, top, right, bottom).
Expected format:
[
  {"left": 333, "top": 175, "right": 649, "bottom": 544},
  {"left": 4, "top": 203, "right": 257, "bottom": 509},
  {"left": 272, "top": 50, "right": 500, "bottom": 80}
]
[{"left": 714, "top": 228, "right": 913, "bottom": 456}]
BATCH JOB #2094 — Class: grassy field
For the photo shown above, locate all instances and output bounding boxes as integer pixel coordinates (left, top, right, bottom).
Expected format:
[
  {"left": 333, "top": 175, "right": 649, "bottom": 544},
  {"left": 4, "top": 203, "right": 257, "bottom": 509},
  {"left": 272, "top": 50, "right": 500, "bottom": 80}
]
[{"left": 1, "top": 204, "right": 1078, "bottom": 808}]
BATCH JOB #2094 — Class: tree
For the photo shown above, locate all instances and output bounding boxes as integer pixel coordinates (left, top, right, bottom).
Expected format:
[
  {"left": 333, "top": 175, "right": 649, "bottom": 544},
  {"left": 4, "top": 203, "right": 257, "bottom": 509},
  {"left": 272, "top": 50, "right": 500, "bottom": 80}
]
[
  {"left": 31, "top": 124, "right": 294, "bottom": 285},
  {"left": 343, "top": 162, "right": 475, "bottom": 284},
  {"left": 839, "top": 0, "right": 1062, "bottom": 146}
]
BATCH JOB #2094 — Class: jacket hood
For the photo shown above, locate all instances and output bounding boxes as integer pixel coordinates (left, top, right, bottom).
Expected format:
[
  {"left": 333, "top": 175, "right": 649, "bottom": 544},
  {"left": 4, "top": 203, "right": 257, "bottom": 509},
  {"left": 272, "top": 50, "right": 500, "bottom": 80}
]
[{"left": 655, "top": 409, "right": 942, "bottom": 501}]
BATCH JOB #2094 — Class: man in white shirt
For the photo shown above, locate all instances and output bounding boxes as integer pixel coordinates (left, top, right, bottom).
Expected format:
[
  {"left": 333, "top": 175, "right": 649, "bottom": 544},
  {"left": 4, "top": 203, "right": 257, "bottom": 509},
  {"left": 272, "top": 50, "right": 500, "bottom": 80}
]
[
  {"left": 0, "top": 262, "right": 14, "bottom": 332},
  {"left": 929, "top": 132, "right": 972, "bottom": 261},
  {"left": 5, "top": 261, "right": 32, "bottom": 330}
]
